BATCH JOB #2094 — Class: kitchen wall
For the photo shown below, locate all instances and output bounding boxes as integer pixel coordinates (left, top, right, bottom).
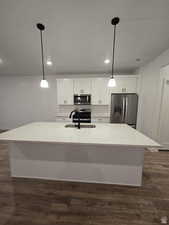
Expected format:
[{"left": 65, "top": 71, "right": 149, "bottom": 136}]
[
  {"left": 0, "top": 75, "right": 57, "bottom": 129},
  {"left": 1, "top": 52, "right": 168, "bottom": 136},
  {"left": 0, "top": 74, "right": 111, "bottom": 129},
  {"left": 0, "top": 74, "right": 138, "bottom": 129},
  {"left": 137, "top": 47, "right": 169, "bottom": 141}
]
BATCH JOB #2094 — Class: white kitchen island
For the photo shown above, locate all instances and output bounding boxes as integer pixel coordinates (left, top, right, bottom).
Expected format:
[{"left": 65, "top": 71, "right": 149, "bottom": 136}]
[{"left": 0, "top": 122, "right": 160, "bottom": 186}]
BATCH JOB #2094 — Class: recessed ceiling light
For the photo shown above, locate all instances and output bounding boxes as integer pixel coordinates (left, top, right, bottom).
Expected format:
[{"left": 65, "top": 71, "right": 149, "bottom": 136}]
[
  {"left": 104, "top": 59, "right": 110, "bottom": 64},
  {"left": 136, "top": 58, "right": 141, "bottom": 62},
  {"left": 46, "top": 59, "right": 53, "bottom": 66}
]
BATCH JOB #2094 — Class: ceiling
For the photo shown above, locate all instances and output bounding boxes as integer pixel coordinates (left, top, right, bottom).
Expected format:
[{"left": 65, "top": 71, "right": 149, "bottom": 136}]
[{"left": 0, "top": 0, "right": 169, "bottom": 76}]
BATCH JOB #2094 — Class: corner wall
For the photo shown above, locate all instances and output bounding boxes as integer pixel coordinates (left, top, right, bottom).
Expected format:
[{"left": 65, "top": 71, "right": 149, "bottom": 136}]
[
  {"left": 138, "top": 48, "right": 169, "bottom": 141},
  {"left": 0, "top": 75, "right": 57, "bottom": 129}
]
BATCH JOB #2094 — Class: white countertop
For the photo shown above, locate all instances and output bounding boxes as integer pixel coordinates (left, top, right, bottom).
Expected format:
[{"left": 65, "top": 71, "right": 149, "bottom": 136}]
[{"left": 0, "top": 122, "right": 160, "bottom": 147}]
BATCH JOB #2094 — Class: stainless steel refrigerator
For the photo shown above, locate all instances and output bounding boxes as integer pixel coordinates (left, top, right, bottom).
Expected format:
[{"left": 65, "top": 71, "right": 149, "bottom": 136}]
[{"left": 110, "top": 93, "right": 138, "bottom": 128}]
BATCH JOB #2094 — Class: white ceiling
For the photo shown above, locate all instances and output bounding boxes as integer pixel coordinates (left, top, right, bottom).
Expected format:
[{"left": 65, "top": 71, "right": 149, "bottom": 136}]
[{"left": 0, "top": 0, "right": 169, "bottom": 76}]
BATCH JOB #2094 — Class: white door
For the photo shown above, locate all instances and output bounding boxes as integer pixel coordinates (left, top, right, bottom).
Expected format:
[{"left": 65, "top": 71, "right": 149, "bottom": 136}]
[
  {"left": 158, "top": 78, "right": 169, "bottom": 148},
  {"left": 57, "top": 79, "right": 74, "bottom": 105},
  {"left": 74, "top": 79, "right": 91, "bottom": 94},
  {"left": 91, "top": 78, "right": 110, "bottom": 105}
]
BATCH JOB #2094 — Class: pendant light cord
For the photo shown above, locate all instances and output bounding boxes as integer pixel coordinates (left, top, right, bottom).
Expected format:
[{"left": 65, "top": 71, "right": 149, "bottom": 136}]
[
  {"left": 111, "top": 24, "right": 116, "bottom": 78},
  {"left": 40, "top": 30, "right": 45, "bottom": 80}
]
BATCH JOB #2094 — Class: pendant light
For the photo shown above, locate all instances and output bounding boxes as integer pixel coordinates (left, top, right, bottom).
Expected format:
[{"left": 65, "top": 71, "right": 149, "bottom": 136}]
[
  {"left": 36, "top": 23, "right": 49, "bottom": 88},
  {"left": 108, "top": 17, "right": 120, "bottom": 87}
]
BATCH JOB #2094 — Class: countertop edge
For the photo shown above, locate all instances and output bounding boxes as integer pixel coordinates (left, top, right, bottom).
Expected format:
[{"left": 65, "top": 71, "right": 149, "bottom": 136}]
[{"left": 0, "top": 139, "right": 161, "bottom": 148}]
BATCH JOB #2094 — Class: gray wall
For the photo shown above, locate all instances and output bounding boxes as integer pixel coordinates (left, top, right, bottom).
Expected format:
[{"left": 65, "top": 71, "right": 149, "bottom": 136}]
[
  {"left": 0, "top": 75, "right": 57, "bottom": 129},
  {"left": 0, "top": 73, "right": 137, "bottom": 130},
  {"left": 138, "top": 47, "right": 169, "bottom": 141},
  {"left": 0, "top": 74, "right": 110, "bottom": 129}
]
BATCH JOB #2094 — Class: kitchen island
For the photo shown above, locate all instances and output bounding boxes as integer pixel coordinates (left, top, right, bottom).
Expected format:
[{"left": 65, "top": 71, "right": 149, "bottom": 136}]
[{"left": 0, "top": 122, "right": 160, "bottom": 186}]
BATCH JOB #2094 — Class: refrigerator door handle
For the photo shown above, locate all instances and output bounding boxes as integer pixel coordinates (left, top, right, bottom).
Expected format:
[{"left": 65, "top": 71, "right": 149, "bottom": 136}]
[
  {"left": 124, "top": 96, "right": 128, "bottom": 122},
  {"left": 122, "top": 97, "right": 125, "bottom": 122}
]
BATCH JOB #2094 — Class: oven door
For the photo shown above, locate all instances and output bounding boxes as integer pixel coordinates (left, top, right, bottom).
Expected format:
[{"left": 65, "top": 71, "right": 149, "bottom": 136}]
[{"left": 73, "top": 111, "right": 91, "bottom": 123}]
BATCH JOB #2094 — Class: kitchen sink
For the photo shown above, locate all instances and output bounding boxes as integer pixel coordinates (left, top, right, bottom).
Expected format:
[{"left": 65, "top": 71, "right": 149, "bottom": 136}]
[{"left": 65, "top": 124, "right": 96, "bottom": 128}]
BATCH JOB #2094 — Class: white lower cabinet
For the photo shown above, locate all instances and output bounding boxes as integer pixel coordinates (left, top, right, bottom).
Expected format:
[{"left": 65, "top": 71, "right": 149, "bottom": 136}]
[
  {"left": 92, "top": 117, "right": 109, "bottom": 123},
  {"left": 56, "top": 117, "right": 71, "bottom": 122},
  {"left": 56, "top": 117, "right": 109, "bottom": 124}
]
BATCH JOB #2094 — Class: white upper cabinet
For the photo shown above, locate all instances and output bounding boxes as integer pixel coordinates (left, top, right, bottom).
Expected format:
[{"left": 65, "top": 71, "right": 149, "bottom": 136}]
[
  {"left": 91, "top": 78, "right": 110, "bottom": 105},
  {"left": 57, "top": 76, "right": 138, "bottom": 105},
  {"left": 74, "top": 79, "right": 91, "bottom": 94},
  {"left": 57, "top": 79, "right": 74, "bottom": 105},
  {"left": 109, "top": 76, "right": 138, "bottom": 94}
]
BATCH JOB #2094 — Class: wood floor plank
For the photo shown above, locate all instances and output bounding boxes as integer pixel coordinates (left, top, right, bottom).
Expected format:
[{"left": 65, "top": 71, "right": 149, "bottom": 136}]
[{"left": 0, "top": 142, "right": 169, "bottom": 224}]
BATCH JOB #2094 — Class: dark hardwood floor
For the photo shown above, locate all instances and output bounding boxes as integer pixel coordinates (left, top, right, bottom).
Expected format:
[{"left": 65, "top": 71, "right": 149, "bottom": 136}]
[{"left": 0, "top": 142, "right": 169, "bottom": 225}]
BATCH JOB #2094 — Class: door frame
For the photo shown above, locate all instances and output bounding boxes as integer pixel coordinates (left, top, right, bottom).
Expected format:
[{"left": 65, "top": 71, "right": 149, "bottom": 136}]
[{"left": 157, "top": 64, "right": 169, "bottom": 149}]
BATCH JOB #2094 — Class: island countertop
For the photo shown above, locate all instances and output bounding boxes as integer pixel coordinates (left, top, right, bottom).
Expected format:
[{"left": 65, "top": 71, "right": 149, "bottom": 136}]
[{"left": 0, "top": 122, "right": 160, "bottom": 148}]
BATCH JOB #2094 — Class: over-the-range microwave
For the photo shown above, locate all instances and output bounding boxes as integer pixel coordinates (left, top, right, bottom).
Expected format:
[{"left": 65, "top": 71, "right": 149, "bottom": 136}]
[{"left": 74, "top": 94, "right": 91, "bottom": 105}]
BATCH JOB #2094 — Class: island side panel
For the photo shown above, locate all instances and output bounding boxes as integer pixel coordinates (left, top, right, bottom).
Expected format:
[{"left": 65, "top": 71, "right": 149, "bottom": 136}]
[{"left": 9, "top": 142, "right": 145, "bottom": 186}]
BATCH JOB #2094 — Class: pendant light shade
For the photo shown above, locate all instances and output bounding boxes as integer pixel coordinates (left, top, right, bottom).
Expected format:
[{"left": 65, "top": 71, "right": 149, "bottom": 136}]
[
  {"left": 108, "top": 17, "right": 120, "bottom": 88},
  {"left": 108, "top": 77, "right": 116, "bottom": 87},
  {"left": 36, "top": 23, "right": 49, "bottom": 88},
  {"left": 40, "top": 79, "right": 49, "bottom": 88}
]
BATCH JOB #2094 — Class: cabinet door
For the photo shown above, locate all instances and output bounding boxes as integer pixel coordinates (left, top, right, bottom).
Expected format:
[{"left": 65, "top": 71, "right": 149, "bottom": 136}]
[
  {"left": 92, "top": 117, "right": 109, "bottom": 123},
  {"left": 91, "top": 78, "right": 110, "bottom": 105},
  {"left": 57, "top": 79, "right": 73, "bottom": 105},
  {"left": 109, "top": 76, "right": 138, "bottom": 94},
  {"left": 74, "top": 79, "right": 91, "bottom": 94},
  {"left": 120, "top": 77, "right": 138, "bottom": 93}
]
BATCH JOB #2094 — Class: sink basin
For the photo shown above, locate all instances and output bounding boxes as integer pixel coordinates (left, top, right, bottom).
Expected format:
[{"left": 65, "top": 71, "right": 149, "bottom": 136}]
[{"left": 65, "top": 124, "right": 96, "bottom": 128}]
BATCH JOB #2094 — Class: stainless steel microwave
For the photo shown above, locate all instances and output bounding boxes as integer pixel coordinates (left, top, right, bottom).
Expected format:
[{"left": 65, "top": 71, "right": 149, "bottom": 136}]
[{"left": 74, "top": 94, "right": 91, "bottom": 105}]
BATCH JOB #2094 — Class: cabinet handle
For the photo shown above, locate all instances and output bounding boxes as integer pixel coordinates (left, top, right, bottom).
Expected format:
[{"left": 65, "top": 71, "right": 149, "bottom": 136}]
[{"left": 122, "top": 88, "right": 126, "bottom": 93}]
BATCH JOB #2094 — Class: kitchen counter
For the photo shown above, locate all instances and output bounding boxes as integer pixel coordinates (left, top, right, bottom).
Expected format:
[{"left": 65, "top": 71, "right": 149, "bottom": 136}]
[
  {"left": 0, "top": 122, "right": 159, "bottom": 147},
  {"left": 0, "top": 122, "right": 160, "bottom": 186}
]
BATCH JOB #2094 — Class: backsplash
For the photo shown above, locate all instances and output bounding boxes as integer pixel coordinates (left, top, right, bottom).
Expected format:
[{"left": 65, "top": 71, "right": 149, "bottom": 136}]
[{"left": 56, "top": 105, "right": 110, "bottom": 118}]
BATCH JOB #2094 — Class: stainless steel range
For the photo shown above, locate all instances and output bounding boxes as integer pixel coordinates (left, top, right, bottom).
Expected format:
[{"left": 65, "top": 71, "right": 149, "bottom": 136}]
[{"left": 69, "top": 109, "right": 91, "bottom": 123}]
